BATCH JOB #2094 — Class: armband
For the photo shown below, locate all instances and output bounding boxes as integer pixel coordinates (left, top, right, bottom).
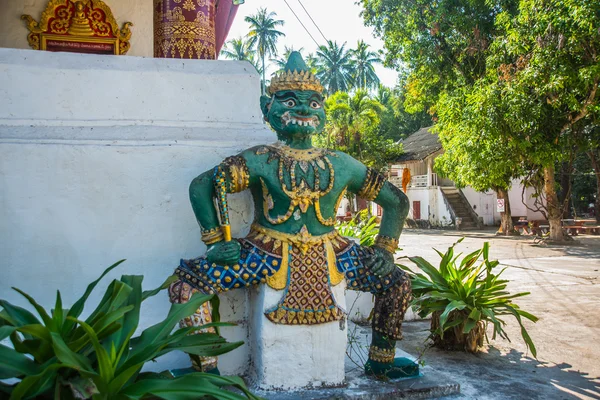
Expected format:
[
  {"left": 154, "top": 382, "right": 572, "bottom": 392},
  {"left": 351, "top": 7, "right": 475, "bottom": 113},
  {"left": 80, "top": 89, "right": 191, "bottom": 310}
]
[
  {"left": 201, "top": 227, "right": 224, "bottom": 245},
  {"left": 358, "top": 168, "right": 386, "bottom": 201},
  {"left": 373, "top": 235, "right": 399, "bottom": 255},
  {"left": 222, "top": 156, "right": 250, "bottom": 193}
]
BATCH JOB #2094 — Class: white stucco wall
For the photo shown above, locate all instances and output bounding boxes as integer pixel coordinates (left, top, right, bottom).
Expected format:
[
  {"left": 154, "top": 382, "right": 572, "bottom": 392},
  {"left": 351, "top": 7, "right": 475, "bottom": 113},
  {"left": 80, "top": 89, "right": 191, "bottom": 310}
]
[
  {"left": 0, "top": 0, "right": 153, "bottom": 57},
  {"left": 0, "top": 48, "right": 272, "bottom": 374}
]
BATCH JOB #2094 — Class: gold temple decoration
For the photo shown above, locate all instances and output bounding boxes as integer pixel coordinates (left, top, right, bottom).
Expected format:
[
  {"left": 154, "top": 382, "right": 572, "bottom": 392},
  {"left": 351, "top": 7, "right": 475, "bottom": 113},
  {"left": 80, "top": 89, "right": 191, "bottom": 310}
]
[
  {"left": 358, "top": 167, "right": 386, "bottom": 201},
  {"left": 268, "top": 69, "right": 324, "bottom": 95},
  {"left": 22, "top": 0, "right": 133, "bottom": 55},
  {"left": 374, "top": 235, "right": 399, "bottom": 255}
]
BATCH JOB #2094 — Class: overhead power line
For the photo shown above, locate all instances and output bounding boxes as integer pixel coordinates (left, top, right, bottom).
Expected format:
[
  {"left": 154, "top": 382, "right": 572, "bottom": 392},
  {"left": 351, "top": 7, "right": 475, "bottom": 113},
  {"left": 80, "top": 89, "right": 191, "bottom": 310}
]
[
  {"left": 295, "top": 0, "right": 329, "bottom": 44},
  {"left": 281, "top": 0, "right": 321, "bottom": 48}
]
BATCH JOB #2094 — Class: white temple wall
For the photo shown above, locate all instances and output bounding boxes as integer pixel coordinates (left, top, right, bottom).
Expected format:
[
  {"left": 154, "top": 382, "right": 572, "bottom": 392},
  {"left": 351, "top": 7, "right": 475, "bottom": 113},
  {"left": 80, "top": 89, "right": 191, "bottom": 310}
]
[
  {"left": 0, "top": 0, "right": 154, "bottom": 57},
  {"left": 0, "top": 48, "right": 273, "bottom": 374}
]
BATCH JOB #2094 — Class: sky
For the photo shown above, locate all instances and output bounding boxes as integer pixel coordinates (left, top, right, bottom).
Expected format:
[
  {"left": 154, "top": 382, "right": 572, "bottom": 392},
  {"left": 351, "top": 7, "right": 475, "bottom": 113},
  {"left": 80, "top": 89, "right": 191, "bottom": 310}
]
[{"left": 226, "top": 0, "right": 400, "bottom": 88}]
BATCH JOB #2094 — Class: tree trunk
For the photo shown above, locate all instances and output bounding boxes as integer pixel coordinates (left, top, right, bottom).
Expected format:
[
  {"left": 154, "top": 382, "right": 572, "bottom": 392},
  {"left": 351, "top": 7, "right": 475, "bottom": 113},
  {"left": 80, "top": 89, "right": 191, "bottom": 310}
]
[
  {"left": 261, "top": 54, "right": 266, "bottom": 95},
  {"left": 544, "top": 165, "right": 566, "bottom": 241},
  {"left": 558, "top": 161, "right": 572, "bottom": 219},
  {"left": 496, "top": 188, "right": 514, "bottom": 235},
  {"left": 588, "top": 150, "right": 600, "bottom": 223}
]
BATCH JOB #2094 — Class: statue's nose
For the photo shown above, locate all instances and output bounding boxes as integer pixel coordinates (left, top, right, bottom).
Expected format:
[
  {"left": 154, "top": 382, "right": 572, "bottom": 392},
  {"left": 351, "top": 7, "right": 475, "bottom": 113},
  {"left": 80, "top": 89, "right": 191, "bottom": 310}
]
[{"left": 298, "top": 104, "right": 310, "bottom": 115}]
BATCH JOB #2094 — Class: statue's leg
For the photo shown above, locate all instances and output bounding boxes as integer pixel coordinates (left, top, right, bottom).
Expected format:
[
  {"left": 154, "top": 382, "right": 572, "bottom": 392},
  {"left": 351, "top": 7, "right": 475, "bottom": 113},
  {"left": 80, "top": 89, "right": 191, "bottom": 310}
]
[
  {"left": 337, "top": 244, "right": 419, "bottom": 380},
  {"left": 366, "top": 269, "right": 419, "bottom": 379},
  {"left": 168, "top": 279, "right": 219, "bottom": 373},
  {"left": 168, "top": 238, "right": 283, "bottom": 373}
]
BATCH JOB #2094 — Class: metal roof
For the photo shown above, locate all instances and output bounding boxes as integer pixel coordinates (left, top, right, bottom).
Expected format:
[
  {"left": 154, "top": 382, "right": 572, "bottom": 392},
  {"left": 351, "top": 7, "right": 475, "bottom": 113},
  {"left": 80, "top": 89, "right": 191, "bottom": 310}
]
[{"left": 395, "top": 126, "right": 441, "bottom": 162}]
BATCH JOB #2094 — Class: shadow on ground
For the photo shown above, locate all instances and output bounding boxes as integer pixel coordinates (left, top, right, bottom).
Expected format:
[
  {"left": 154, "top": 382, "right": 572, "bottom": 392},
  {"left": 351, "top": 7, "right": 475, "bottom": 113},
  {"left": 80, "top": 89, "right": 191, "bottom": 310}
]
[{"left": 401, "top": 321, "right": 600, "bottom": 400}]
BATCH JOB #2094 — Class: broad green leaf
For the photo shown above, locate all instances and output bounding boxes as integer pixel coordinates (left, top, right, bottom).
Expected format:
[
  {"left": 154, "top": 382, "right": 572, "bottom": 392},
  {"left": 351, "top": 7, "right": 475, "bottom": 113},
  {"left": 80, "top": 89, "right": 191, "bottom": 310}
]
[
  {"left": 0, "top": 325, "right": 16, "bottom": 341},
  {"left": 52, "top": 290, "right": 64, "bottom": 328},
  {"left": 108, "top": 275, "right": 143, "bottom": 356},
  {"left": 50, "top": 331, "right": 94, "bottom": 373},
  {"left": 463, "top": 318, "right": 477, "bottom": 334},
  {"left": 64, "top": 259, "right": 126, "bottom": 334},
  {"left": 72, "top": 318, "right": 113, "bottom": 382},
  {"left": 0, "top": 301, "right": 40, "bottom": 329},
  {"left": 438, "top": 300, "right": 467, "bottom": 331},
  {"left": 9, "top": 362, "right": 61, "bottom": 400},
  {"left": 0, "top": 344, "right": 40, "bottom": 379},
  {"left": 119, "top": 373, "right": 262, "bottom": 400},
  {"left": 12, "top": 288, "right": 55, "bottom": 330}
]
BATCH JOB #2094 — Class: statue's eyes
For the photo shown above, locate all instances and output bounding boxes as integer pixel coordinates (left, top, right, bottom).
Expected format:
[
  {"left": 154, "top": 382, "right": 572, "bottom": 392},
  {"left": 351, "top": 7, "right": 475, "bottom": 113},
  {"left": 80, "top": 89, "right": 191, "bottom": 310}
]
[
  {"left": 283, "top": 99, "right": 296, "bottom": 107},
  {"left": 310, "top": 100, "right": 321, "bottom": 109}
]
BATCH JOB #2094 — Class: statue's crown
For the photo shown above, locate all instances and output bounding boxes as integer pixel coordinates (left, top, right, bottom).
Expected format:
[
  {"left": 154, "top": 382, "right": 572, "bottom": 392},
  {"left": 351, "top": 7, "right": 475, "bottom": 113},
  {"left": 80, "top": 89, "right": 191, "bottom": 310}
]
[{"left": 267, "top": 51, "right": 323, "bottom": 95}]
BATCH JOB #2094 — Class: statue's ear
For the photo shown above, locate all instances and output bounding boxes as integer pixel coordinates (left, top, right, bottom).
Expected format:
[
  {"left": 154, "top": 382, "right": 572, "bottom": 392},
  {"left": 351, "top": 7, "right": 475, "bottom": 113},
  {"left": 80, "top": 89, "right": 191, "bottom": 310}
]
[{"left": 260, "top": 95, "right": 271, "bottom": 121}]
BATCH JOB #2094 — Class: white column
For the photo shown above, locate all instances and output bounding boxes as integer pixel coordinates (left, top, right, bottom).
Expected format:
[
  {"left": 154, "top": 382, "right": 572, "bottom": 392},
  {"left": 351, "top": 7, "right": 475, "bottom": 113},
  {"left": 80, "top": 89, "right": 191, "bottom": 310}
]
[
  {"left": 248, "top": 283, "right": 348, "bottom": 390},
  {"left": 427, "top": 158, "right": 433, "bottom": 187}
]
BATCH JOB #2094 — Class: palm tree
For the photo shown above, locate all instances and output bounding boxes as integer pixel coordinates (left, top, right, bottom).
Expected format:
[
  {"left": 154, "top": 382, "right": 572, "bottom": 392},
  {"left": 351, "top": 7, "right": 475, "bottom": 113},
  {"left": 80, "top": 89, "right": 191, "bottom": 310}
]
[
  {"left": 270, "top": 46, "right": 304, "bottom": 73},
  {"left": 245, "top": 8, "right": 285, "bottom": 95},
  {"left": 315, "top": 41, "right": 354, "bottom": 95},
  {"left": 221, "top": 37, "right": 263, "bottom": 75},
  {"left": 305, "top": 52, "right": 318, "bottom": 75},
  {"left": 351, "top": 40, "right": 381, "bottom": 89},
  {"left": 220, "top": 37, "right": 251, "bottom": 60},
  {"left": 324, "top": 90, "right": 384, "bottom": 159}
]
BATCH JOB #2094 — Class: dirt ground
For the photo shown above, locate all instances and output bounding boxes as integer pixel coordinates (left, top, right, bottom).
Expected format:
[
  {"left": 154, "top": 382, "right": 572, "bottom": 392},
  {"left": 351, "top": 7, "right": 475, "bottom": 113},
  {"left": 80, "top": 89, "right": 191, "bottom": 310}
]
[{"left": 396, "top": 229, "right": 600, "bottom": 400}]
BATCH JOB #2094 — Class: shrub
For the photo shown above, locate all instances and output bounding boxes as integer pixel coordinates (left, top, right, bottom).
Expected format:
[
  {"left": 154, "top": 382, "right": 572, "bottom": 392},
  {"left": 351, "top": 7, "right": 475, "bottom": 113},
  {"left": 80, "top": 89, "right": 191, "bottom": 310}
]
[
  {"left": 398, "top": 239, "right": 538, "bottom": 356},
  {"left": 0, "top": 260, "right": 261, "bottom": 400},
  {"left": 336, "top": 213, "right": 380, "bottom": 247}
]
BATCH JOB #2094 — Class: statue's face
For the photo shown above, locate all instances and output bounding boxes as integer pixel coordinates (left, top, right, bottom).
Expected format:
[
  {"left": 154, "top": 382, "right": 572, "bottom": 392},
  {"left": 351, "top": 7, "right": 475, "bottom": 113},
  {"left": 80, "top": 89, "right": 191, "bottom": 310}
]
[{"left": 262, "top": 90, "right": 326, "bottom": 139}]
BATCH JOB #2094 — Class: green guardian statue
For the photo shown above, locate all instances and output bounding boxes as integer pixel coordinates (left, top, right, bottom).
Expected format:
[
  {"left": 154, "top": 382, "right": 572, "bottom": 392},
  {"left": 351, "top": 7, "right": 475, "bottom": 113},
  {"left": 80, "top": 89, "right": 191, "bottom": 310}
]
[{"left": 168, "top": 52, "right": 417, "bottom": 379}]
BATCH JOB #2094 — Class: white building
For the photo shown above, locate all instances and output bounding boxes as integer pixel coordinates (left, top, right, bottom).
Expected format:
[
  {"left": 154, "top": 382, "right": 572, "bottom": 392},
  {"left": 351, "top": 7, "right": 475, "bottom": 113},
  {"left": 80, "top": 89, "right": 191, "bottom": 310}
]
[{"left": 384, "top": 127, "right": 544, "bottom": 228}]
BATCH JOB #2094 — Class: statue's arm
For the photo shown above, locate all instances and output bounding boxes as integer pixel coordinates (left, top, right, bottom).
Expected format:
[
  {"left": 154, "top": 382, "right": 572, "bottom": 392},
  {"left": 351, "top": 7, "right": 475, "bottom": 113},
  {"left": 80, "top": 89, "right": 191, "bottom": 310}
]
[
  {"left": 189, "top": 169, "right": 220, "bottom": 232},
  {"left": 343, "top": 152, "right": 409, "bottom": 246},
  {"left": 189, "top": 153, "right": 252, "bottom": 248}
]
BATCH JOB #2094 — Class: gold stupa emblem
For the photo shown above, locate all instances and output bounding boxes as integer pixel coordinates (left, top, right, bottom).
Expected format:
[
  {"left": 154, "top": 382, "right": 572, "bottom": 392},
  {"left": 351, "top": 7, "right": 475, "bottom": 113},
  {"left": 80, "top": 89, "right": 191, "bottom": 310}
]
[{"left": 22, "top": 0, "right": 133, "bottom": 55}]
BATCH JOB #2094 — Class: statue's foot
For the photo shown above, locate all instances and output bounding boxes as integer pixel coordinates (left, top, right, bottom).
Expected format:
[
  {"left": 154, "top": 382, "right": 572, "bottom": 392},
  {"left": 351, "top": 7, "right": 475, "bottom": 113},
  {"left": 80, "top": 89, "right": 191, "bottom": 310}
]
[{"left": 365, "top": 357, "right": 420, "bottom": 380}]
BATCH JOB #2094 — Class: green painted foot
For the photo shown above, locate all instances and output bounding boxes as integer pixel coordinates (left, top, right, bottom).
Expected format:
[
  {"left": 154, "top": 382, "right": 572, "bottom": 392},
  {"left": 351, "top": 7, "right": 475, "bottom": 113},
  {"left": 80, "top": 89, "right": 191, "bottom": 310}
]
[{"left": 365, "top": 357, "right": 420, "bottom": 380}]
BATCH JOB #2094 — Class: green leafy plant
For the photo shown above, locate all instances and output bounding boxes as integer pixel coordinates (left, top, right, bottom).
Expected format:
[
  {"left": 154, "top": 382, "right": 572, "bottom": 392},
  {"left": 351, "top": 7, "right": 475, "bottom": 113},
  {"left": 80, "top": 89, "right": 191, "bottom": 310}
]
[
  {"left": 336, "top": 212, "right": 380, "bottom": 247},
  {"left": 398, "top": 239, "right": 538, "bottom": 356},
  {"left": 0, "top": 260, "right": 262, "bottom": 400}
]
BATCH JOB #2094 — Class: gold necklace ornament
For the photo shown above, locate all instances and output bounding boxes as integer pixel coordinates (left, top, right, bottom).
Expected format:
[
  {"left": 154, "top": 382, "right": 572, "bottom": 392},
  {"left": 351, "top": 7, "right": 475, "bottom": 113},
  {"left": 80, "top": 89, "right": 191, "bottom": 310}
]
[{"left": 256, "top": 144, "right": 343, "bottom": 226}]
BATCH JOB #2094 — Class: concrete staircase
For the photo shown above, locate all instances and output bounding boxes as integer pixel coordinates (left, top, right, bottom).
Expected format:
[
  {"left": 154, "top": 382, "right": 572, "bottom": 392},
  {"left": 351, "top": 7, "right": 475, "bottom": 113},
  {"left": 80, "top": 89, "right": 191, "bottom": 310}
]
[{"left": 441, "top": 188, "right": 481, "bottom": 230}]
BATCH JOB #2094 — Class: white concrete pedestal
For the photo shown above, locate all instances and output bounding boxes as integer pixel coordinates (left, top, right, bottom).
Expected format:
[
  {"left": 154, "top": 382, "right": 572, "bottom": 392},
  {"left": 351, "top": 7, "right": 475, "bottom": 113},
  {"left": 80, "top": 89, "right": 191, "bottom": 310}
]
[{"left": 248, "top": 283, "right": 348, "bottom": 390}]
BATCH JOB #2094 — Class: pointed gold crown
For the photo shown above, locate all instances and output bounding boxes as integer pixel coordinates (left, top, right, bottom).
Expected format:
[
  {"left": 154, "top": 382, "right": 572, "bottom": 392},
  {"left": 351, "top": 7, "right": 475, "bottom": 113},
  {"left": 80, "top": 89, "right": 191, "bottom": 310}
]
[
  {"left": 267, "top": 51, "right": 323, "bottom": 95},
  {"left": 268, "top": 69, "right": 324, "bottom": 95}
]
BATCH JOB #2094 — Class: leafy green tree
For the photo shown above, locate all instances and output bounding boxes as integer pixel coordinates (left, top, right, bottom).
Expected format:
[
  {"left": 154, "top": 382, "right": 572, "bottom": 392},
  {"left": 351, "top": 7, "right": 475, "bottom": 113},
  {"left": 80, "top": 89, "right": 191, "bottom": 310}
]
[
  {"left": 585, "top": 125, "right": 600, "bottom": 222},
  {"left": 220, "top": 36, "right": 262, "bottom": 74},
  {"left": 359, "top": 0, "right": 521, "bottom": 235},
  {"left": 317, "top": 90, "right": 402, "bottom": 170},
  {"left": 245, "top": 8, "right": 285, "bottom": 94},
  {"left": 350, "top": 40, "right": 381, "bottom": 89},
  {"left": 434, "top": 85, "right": 525, "bottom": 234},
  {"left": 375, "top": 85, "right": 432, "bottom": 142},
  {"left": 477, "top": 0, "right": 600, "bottom": 240},
  {"left": 360, "top": 0, "right": 515, "bottom": 113},
  {"left": 315, "top": 41, "right": 354, "bottom": 94}
]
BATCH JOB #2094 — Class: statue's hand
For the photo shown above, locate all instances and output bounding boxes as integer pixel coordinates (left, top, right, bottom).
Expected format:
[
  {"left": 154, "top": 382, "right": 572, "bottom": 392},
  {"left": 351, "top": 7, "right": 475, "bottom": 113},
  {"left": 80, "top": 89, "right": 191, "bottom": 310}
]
[
  {"left": 206, "top": 241, "right": 241, "bottom": 266},
  {"left": 365, "top": 246, "right": 396, "bottom": 278}
]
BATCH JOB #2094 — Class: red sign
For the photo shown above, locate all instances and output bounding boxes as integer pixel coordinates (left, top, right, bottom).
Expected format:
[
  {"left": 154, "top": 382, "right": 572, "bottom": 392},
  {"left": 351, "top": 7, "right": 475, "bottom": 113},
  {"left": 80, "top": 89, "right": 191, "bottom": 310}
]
[{"left": 45, "top": 39, "right": 116, "bottom": 55}]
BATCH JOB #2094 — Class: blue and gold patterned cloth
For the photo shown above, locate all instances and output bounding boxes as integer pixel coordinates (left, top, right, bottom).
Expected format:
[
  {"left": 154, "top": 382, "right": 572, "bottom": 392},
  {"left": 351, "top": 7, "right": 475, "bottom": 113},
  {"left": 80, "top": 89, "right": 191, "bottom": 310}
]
[{"left": 175, "top": 224, "right": 401, "bottom": 325}]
